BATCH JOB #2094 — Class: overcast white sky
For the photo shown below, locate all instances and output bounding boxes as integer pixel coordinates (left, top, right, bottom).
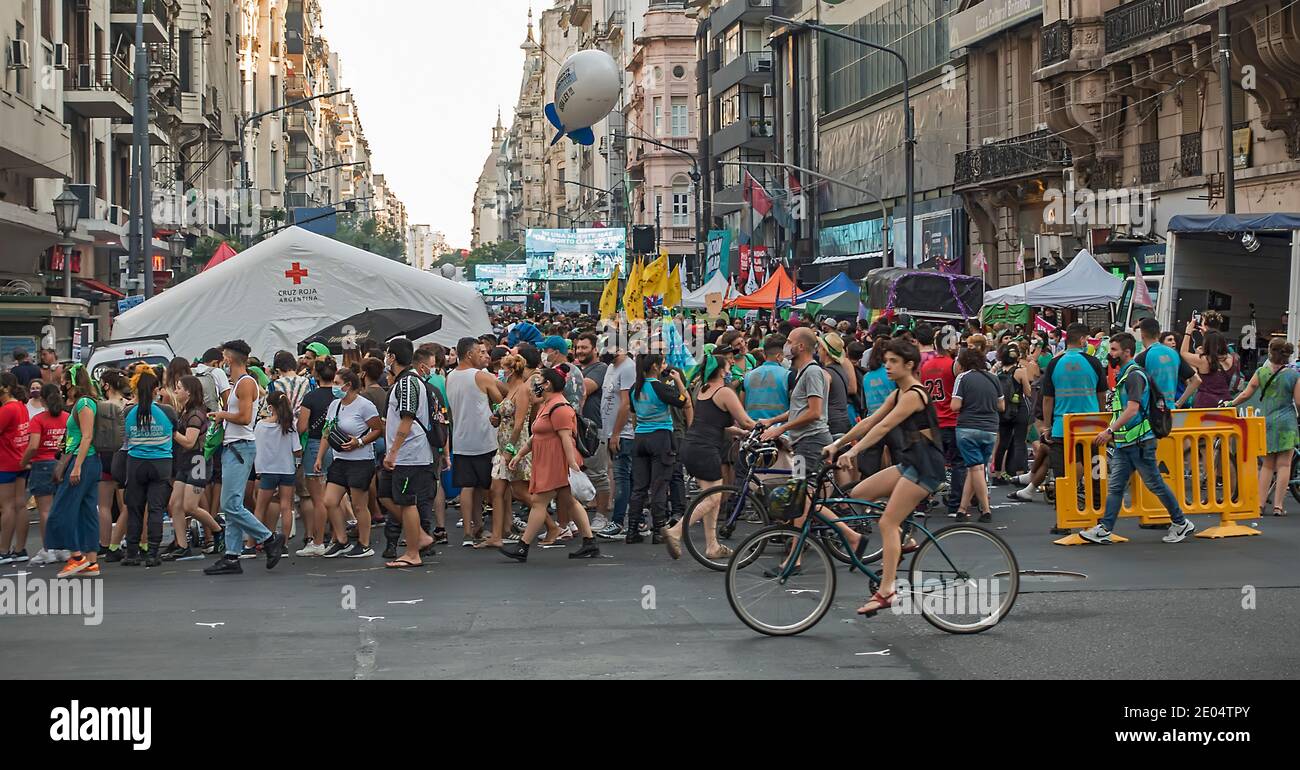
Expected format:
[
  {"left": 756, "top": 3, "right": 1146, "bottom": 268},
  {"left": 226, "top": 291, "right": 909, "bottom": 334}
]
[{"left": 319, "top": 0, "right": 537, "bottom": 247}]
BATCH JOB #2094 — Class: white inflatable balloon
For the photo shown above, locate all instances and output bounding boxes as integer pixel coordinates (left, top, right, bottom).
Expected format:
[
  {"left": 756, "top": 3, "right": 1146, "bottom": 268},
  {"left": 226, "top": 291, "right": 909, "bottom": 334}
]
[
  {"left": 440, "top": 263, "right": 457, "bottom": 279},
  {"left": 547, "top": 49, "right": 620, "bottom": 146}
]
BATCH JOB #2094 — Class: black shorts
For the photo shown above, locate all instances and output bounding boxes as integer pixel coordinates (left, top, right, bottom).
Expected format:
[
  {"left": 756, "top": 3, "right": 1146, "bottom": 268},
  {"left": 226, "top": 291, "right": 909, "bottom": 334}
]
[
  {"left": 328, "top": 458, "right": 376, "bottom": 490},
  {"left": 681, "top": 440, "right": 723, "bottom": 482},
  {"left": 452, "top": 451, "right": 494, "bottom": 491},
  {"left": 209, "top": 445, "right": 223, "bottom": 483},
  {"left": 111, "top": 450, "right": 128, "bottom": 488},
  {"left": 175, "top": 453, "right": 211, "bottom": 489},
  {"left": 1048, "top": 438, "right": 1066, "bottom": 477},
  {"left": 379, "top": 465, "right": 434, "bottom": 507}
]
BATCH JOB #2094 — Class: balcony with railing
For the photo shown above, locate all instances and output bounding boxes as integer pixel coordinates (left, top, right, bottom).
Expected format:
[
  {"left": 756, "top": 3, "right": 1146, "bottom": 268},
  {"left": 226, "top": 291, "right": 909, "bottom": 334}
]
[
  {"left": 1104, "top": 0, "right": 1199, "bottom": 54},
  {"left": 287, "top": 110, "right": 317, "bottom": 140},
  {"left": 570, "top": 0, "right": 591, "bottom": 25},
  {"left": 110, "top": 0, "right": 176, "bottom": 45},
  {"left": 1180, "top": 131, "right": 1201, "bottom": 177},
  {"left": 1041, "top": 19, "right": 1072, "bottom": 67},
  {"left": 62, "top": 53, "right": 133, "bottom": 119},
  {"left": 1139, "top": 141, "right": 1161, "bottom": 184},
  {"left": 711, "top": 114, "right": 774, "bottom": 155},
  {"left": 954, "top": 130, "right": 1072, "bottom": 188},
  {"left": 711, "top": 0, "right": 772, "bottom": 34},
  {"left": 286, "top": 74, "right": 312, "bottom": 100},
  {"left": 713, "top": 50, "right": 774, "bottom": 92}
]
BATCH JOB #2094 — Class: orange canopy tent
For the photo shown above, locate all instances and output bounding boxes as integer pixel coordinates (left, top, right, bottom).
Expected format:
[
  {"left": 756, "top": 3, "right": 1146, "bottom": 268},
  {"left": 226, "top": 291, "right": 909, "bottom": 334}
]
[
  {"left": 724, "top": 265, "right": 796, "bottom": 309},
  {"left": 202, "top": 242, "right": 239, "bottom": 272}
]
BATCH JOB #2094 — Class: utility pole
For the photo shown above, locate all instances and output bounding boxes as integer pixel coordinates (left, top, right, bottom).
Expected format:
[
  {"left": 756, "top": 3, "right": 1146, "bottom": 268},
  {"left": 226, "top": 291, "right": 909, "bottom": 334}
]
[
  {"left": 1218, "top": 8, "right": 1236, "bottom": 213},
  {"left": 130, "top": 0, "right": 154, "bottom": 298},
  {"left": 769, "top": 16, "right": 914, "bottom": 268},
  {"left": 655, "top": 195, "right": 661, "bottom": 256}
]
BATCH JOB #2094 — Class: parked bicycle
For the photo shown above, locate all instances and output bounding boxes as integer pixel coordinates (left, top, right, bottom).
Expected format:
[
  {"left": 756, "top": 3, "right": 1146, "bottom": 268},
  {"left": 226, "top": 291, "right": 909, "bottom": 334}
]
[{"left": 725, "top": 464, "right": 1020, "bottom": 636}]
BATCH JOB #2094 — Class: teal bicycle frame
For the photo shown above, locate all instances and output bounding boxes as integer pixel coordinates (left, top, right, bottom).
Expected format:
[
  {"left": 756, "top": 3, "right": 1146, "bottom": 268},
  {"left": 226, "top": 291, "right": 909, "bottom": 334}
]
[{"left": 766, "top": 468, "right": 967, "bottom": 586}]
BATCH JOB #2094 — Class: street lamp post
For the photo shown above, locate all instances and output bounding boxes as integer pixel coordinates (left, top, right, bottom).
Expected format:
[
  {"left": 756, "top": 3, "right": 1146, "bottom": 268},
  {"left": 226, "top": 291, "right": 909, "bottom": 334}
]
[
  {"left": 53, "top": 189, "right": 82, "bottom": 299},
  {"left": 286, "top": 160, "right": 366, "bottom": 183},
  {"left": 768, "top": 15, "right": 915, "bottom": 269},
  {"left": 239, "top": 88, "right": 350, "bottom": 246},
  {"left": 168, "top": 232, "right": 187, "bottom": 272},
  {"left": 716, "top": 159, "right": 891, "bottom": 261},
  {"left": 613, "top": 131, "right": 702, "bottom": 277}
]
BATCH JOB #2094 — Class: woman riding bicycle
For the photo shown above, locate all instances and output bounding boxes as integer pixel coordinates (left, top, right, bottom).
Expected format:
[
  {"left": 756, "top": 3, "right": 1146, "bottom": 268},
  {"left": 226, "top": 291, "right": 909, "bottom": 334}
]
[
  {"left": 826, "top": 338, "right": 944, "bottom": 617},
  {"left": 662, "top": 354, "right": 755, "bottom": 561}
]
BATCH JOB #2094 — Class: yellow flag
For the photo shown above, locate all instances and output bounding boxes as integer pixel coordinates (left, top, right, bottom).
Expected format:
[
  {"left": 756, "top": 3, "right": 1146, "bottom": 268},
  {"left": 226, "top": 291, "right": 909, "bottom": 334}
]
[
  {"left": 623, "top": 258, "right": 644, "bottom": 321},
  {"left": 664, "top": 263, "right": 682, "bottom": 309},
  {"left": 599, "top": 270, "right": 619, "bottom": 321},
  {"left": 641, "top": 252, "right": 668, "bottom": 298}
]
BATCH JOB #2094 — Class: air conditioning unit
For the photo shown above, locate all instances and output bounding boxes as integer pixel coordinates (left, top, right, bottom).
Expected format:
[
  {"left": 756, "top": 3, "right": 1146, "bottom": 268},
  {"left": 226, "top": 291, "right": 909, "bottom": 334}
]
[
  {"left": 755, "top": 58, "right": 772, "bottom": 73},
  {"left": 7, "top": 39, "right": 31, "bottom": 70},
  {"left": 53, "top": 43, "right": 69, "bottom": 70},
  {"left": 762, "top": 83, "right": 773, "bottom": 98}
]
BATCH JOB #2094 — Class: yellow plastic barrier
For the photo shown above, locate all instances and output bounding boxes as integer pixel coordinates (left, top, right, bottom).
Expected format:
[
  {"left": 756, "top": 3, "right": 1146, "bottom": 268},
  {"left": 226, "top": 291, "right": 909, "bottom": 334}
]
[{"left": 1053, "top": 409, "right": 1265, "bottom": 545}]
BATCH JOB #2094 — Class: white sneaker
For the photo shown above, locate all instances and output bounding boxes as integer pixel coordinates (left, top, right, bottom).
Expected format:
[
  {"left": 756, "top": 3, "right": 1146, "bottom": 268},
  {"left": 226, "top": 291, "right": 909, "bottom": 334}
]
[
  {"left": 1162, "top": 519, "right": 1195, "bottom": 543},
  {"left": 295, "top": 542, "right": 328, "bottom": 557},
  {"left": 55, "top": 550, "right": 72, "bottom": 562},
  {"left": 456, "top": 517, "right": 463, "bottom": 529},
  {"left": 1013, "top": 473, "right": 1032, "bottom": 486},
  {"left": 589, "top": 515, "right": 609, "bottom": 532},
  {"left": 1078, "top": 525, "right": 1113, "bottom": 544},
  {"left": 28, "top": 549, "right": 54, "bottom": 566}
]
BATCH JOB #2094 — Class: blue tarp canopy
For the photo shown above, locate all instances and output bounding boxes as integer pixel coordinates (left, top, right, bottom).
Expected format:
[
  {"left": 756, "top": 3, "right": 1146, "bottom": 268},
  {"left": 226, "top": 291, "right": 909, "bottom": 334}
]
[
  {"left": 787, "top": 271, "right": 857, "bottom": 307},
  {"left": 1168, "top": 214, "right": 1300, "bottom": 233}
]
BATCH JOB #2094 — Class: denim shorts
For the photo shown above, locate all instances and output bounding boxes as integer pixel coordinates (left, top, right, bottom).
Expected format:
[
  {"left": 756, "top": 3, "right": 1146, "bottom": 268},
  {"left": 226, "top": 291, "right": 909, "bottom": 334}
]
[
  {"left": 304, "top": 438, "right": 333, "bottom": 477},
  {"left": 258, "top": 472, "right": 297, "bottom": 490},
  {"left": 955, "top": 427, "right": 997, "bottom": 468},
  {"left": 27, "top": 460, "right": 57, "bottom": 496}
]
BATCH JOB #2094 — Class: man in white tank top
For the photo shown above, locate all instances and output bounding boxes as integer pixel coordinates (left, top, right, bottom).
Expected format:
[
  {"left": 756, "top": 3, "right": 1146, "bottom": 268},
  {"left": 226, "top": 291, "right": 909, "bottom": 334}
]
[
  {"left": 203, "top": 339, "right": 285, "bottom": 575},
  {"left": 446, "top": 338, "right": 504, "bottom": 544}
]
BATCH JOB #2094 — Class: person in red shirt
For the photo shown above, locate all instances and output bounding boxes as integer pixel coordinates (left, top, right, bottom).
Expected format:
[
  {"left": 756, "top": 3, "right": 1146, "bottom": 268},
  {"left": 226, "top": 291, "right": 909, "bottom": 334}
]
[
  {"left": 0, "top": 372, "right": 32, "bottom": 564},
  {"left": 915, "top": 324, "right": 965, "bottom": 516},
  {"left": 22, "top": 383, "right": 67, "bottom": 565}
]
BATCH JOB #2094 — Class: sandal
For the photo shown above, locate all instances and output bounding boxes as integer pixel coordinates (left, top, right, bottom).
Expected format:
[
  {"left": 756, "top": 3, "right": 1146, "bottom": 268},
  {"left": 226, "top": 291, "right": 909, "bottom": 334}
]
[
  {"left": 856, "top": 590, "right": 897, "bottom": 617},
  {"left": 1273, "top": 507, "right": 1287, "bottom": 517},
  {"left": 704, "top": 543, "right": 733, "bottom": 561}
]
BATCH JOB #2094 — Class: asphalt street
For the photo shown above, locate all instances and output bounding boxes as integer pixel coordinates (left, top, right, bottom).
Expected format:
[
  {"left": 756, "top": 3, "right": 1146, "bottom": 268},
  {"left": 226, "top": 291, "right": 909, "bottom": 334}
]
[{"left": 2, "top": 495, "right": 1298, "bottom": 679}]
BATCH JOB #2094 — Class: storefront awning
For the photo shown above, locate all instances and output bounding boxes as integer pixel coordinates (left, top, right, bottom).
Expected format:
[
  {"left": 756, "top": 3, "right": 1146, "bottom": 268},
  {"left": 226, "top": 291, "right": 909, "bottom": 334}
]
[{"left": 77, "top": 277, "right": 126, "bottom": 299}]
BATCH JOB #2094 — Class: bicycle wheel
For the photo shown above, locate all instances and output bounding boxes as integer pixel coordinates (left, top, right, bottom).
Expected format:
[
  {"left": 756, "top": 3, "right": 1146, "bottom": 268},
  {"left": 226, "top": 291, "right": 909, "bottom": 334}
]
[
  {"left": 726, "top": 525, "right": 836, "bottom": 636},
  {"left": 681, "top": 485, "right": 769, "bottom": 571},
  {"left": 907, "top": 525, "right": 1019, "bottom": 634}
]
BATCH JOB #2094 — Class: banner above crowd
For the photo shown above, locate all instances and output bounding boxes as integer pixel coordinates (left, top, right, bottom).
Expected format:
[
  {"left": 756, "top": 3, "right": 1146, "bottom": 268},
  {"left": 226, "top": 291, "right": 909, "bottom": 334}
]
[{"left": 525, "top": 228, "right": 626, "bottom": 281}]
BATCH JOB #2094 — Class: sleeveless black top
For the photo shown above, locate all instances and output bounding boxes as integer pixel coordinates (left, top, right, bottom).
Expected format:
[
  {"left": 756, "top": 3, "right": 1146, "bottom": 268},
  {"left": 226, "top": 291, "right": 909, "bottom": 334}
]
[{"left": 685, "top": 388, "right": 733, "bottom": 450}]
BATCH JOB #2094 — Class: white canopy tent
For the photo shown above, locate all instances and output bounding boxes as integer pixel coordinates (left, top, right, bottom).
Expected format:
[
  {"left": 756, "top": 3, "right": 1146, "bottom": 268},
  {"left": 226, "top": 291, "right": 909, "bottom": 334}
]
[
  {"left": 111, "top": 227, "right": 491, "bottom": 359},
  {"left": 682, "top": 270, "right": 734, "bottom": 309},
  {"left": 983, "top": 249, "right": 1123, "bottom": 308}
]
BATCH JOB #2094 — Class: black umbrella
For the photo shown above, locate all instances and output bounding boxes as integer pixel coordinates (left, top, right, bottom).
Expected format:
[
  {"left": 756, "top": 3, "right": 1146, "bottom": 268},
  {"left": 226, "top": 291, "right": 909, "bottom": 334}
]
[{"left": 301, "top": 308, "right": 443, "bottom": 354}]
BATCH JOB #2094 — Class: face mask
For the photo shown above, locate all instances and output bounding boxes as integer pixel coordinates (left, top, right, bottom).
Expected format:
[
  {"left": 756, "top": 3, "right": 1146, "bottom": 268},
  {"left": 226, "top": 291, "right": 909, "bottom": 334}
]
[{"left": 782, "top": 345, "right": 793, "bottom": 360}]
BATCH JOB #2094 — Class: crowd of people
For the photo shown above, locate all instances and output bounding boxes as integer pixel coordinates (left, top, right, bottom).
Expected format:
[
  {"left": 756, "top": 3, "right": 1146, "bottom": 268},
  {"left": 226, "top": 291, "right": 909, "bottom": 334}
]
[{"left": 1, "top": 304, "right": 1295, "bottom": 606}]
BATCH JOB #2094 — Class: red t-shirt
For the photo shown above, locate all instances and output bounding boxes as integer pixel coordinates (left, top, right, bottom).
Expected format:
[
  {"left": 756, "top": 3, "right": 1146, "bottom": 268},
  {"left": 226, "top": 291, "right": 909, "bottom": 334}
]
[
  {"left": 27, "top": 410, "right": 67, "bottom": 463},
  {"left": 0, "top": 399, "right": 30, "bottom": 472},
  {"left": 919, "top": 353, "right": 958, "bottom": 429}
]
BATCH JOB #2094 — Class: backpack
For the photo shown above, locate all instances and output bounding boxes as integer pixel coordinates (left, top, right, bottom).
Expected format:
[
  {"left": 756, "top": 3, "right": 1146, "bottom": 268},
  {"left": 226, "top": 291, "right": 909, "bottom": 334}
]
[
  {"left": 195, "top": 370, "right": 222, "bottom": 413},
  {"left": 546, "top": 401, "right": 600, "bottom": 459},
  {"left": 395, "top": 369, "right": 450, "bottom": 452},
  {"left": 1129, "top": 368, "right": 1173, "bottom": 440},
  {"left": 998, "top": 366, "right": 1025, "bottom": 423},
  {"left": 92, "top": 399, "right": 124, "bottom": 454}
]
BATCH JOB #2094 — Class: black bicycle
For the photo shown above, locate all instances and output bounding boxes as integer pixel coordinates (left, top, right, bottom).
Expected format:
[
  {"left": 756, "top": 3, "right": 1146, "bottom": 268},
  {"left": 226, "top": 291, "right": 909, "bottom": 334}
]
[{"left": 679, "top": 429, "right": 892, "bottom": 571}]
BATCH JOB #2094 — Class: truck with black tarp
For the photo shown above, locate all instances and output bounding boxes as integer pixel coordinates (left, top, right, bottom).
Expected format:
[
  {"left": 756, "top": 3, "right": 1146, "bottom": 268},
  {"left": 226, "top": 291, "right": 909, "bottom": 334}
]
[{"left": 860, "top": 267, "right": 984, "bottom": 325}]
